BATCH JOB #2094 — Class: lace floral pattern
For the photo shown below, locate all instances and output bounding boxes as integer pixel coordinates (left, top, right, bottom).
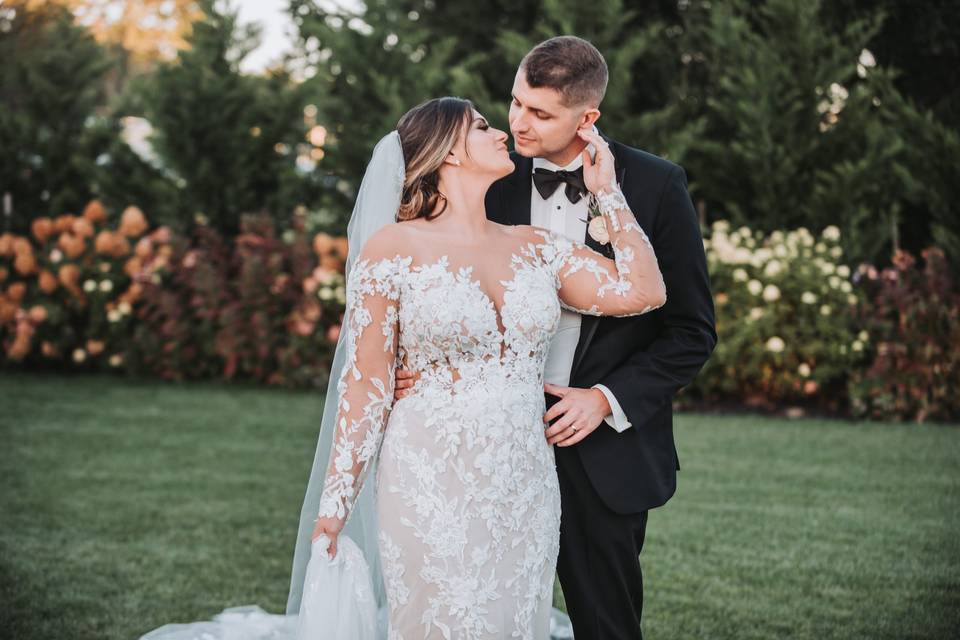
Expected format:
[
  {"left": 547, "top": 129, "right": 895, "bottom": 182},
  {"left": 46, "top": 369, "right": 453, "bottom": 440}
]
[{"left": 318, "top": 207, "right": 664, "bottom": 638}]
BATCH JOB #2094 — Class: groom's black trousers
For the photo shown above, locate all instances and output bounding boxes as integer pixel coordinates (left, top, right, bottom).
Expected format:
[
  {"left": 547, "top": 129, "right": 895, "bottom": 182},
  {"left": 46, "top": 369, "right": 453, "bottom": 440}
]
[{"left": 547, "top": 393, "right": 649, "bottom": 640}]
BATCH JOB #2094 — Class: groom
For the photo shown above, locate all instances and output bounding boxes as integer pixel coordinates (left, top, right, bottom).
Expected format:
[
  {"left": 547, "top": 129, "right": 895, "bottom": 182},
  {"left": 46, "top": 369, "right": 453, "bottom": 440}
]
[{"left": 397, "top": 37, "right": 716, "bottom": 639}]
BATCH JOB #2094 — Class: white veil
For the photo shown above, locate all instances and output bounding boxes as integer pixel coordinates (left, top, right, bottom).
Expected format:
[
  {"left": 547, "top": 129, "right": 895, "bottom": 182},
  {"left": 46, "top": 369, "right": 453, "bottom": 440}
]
[{"left": 286, "top": 130, "right": 405, "bottom": 618}]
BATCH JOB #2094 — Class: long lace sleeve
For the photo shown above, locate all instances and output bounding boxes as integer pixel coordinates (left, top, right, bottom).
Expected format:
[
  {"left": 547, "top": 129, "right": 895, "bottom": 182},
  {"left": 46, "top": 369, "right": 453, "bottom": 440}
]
[
  {"left": 316, "top": 252, "right": 405, "bottom": 525},
  {"left": 540, "top": 183, "right": 667, "bottom": 317}
]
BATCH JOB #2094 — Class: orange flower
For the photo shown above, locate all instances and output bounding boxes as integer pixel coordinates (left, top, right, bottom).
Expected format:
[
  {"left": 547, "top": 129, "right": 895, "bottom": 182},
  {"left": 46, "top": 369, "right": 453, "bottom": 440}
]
[
  {"left": 95, "top": 230, "right": 116, "bottom": 255},
  {"left": 0, "top": 300, "right": 16, "bottom": 324},
  {"left": 58, "top": 264, "right": 81, "bottom": 296},
  {"left": 54, "top": 214, "right": 77, "bottom": 233},
  {"left": 118, "top": 206, "right": 148, "bottom": 237},
  {"left": 28, "top": 305, "right": 47, "bottom": 323},
  {"left": 14, "top": 252, "right": 36, "bottom": 276},
  {"left": 31, "top": 217, "right": 54, "bottom": 243},
  {"left": 0, "top": 266, "right": 7, "bottom": 282},
  {"left": 0, "top": 233, "right": 13, "bottom": 256},
  {"left": 302, "top": 276, "right": 318, "bottom": 294},
  {"left": 82, "top": 200, "right": 108, "bottom": 223},
  {"left": 58, "top": 232, "right": 86, "bottom": 259},
  {"left": 313, "top": 232, "right": 334, "bottom": 256},
  {"left": 7, "top": 332, "right": 31, "bottom": 361},
  {"left": 71, "top": 217, "right": 95, "bottom": 238},
  {"left": 38, "top": 270, "right": 58, "bottom": 293},
  {"left": 803, "top": 380, "right": 819, "bottom": 395},
  {"left": 326, "top": 324, "right": 341, "bottom": 343},
  {"left": 134, "top": 237, "right": 153, "bottom": 258},
  {"left": 319, "top": 254, "right": 342, "bottom": 271},
  {"left": 333, "top": 236, "right": 349, "bottom": 260},
  {"left": 12, "top": 236, "right": 32, "bottom": 257},
  {"left": 151, "top": 226, "right": 172, "bottom": 244},
  {"left": 123, "top": 256, "right": 142, "bottom": 278},
  {"left": 86, "top": 339, "right": 105, "bottom": 356},
  {"left": 7, "top": 282, "right": 26, "bottom": 302},
  {"left": 41, "top": 341, "right": 57, "bottom": 357}
]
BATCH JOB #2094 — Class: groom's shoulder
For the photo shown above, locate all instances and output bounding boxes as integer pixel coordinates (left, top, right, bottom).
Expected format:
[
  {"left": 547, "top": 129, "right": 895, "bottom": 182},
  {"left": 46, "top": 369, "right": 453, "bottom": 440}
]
[{"left": 610, "top": 138, "right": 680, "bottom": 180}]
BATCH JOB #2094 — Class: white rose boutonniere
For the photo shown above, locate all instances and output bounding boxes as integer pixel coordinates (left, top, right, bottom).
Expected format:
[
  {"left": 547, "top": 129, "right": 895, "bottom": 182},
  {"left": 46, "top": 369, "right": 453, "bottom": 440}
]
[{"left": 586, "top": 193, "right": 610, "bottom": 245}]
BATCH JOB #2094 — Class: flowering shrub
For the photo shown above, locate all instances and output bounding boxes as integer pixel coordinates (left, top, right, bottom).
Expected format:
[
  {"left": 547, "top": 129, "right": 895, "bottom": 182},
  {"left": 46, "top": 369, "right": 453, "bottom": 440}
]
[
  {"left": 0, "top": 201, "right": 150, "bottom": 370},
  {"left": 848, "top": 248, "right": 960, "bottom": 422},
  {"left": 1, "top": 201, "right": 348, "bottom": 388},
  {"left": 689, "top": 221, "right": 868, "bottom": 409}
]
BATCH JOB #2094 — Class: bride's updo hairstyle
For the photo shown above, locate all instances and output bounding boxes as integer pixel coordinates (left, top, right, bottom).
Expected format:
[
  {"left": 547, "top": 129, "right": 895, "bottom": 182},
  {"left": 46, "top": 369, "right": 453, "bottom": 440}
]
[{"left": 396, "top": 97, "right": 474, "bottom": 221}]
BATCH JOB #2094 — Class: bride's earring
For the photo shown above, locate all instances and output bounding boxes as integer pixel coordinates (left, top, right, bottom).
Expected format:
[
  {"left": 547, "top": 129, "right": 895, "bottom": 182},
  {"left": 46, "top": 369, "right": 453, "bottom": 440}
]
[{"left": 449, "top": 153, "right": 461, "bottom": 166}]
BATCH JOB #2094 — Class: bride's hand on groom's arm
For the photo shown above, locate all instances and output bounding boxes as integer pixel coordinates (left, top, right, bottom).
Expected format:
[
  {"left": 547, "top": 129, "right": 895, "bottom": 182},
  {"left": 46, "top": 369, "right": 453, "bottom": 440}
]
[
  {"left": 312, "top": 516, "right": 343, "bottom": 559},
  {"left": 543, "top": 383, "right": 611, "bottom": 446}
]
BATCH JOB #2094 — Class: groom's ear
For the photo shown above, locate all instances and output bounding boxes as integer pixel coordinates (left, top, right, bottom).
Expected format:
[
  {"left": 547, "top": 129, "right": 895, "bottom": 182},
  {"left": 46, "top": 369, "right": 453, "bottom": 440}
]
[{"left": 579, "top": 108, "right": 601, "bottom": 130}]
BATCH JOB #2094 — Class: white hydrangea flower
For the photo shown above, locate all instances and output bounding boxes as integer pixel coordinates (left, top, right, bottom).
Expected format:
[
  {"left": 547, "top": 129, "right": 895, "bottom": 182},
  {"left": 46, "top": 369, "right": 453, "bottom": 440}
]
[
  {"left": 72, "top": 348, "right": 86, "bottom": 363},
  {"left": 841, "top": 281, "right": 852, "bottom": 293},
  {"left": 83, "top": 279, "right": 97, "bottom": 292},
  {"left": 765, "top": 336, "right": 786, "bottom": 353},
  {"left": 118, "top": 301, "right": 132, "bottom": 315},
  {"left": 798, "top": 363, "right": 811, "bottom": 377},
  {"left": 733, "top": 268, "right": 749, "bottom": 282},
  {"left": 801, "top": 291, "right": 818, "bottom": 304},
  {"left": 764, "top": 260, "right": 782, "bottom": 277},
  {"left": 99, "top": 280, "right": 113, "bottom": 293},
  {"left": 747, "top": 279, "right": 763, "bottom": 296},
  {"left": 829, "top": 276, "right": 842, "bottom": 289},
  {"left": 858, "top": 330, "right": 869, "bottom": 342},
  {"left": 837, "top": 265, "right": 850, "bottom": 278},
  {"left": 820, "top": 304, "right": 832, "bottom": 316},
  {"left": 821, "top": 262, "right": 835, "bottom": 275},
  {"left": 762, "top": 284, "right": 781, "bottom": 302},
  {"left": 823, "top": 225, "right": 841, "bottom": 241},
  {"left": 852, "top": 340, "right": 864, "bottom": 352},
  {"left": 749, "top": 308, "right": 765, "bottom": 321}
]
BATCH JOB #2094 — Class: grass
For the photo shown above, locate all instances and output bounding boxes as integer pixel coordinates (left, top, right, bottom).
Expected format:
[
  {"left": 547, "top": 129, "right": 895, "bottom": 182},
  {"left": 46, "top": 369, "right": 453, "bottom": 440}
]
[{"left": 1, "top": 372, "right": 958, "bottom": 639}]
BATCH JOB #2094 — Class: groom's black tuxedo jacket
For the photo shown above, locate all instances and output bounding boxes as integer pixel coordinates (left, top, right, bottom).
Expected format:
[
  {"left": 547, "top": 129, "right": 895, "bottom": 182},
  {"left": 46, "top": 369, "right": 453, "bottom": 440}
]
[{"left": 485, "top": 134, "right": 717, "bottom": 515}]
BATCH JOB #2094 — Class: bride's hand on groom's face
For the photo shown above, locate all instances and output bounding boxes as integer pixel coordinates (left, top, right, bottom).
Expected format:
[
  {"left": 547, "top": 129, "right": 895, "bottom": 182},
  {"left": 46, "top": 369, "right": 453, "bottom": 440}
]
[
  {"left": 578, "top": 128, "right": 616, "bottom": 194},
  {"left": 543, "top": 383, "right": 611, "bottom": 446}
]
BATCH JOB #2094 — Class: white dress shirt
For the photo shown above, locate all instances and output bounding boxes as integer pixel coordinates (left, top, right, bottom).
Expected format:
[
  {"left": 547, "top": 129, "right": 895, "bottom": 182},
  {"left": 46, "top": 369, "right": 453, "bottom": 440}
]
[{"left": 530, "top": 153, "right": 632, "bottom": 432}]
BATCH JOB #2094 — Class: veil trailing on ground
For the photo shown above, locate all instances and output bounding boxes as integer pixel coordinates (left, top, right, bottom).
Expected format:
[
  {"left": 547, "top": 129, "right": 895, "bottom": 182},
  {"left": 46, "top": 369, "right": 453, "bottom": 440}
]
[{"left": 286, "top": 130, "right": 406, "bottom": 620}]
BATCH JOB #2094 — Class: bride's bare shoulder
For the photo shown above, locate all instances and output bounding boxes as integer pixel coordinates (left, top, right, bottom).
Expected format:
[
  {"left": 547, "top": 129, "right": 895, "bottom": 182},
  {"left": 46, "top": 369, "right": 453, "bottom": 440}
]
[{"left": 358, "top": 223, "right": 416, "bottom": 260}]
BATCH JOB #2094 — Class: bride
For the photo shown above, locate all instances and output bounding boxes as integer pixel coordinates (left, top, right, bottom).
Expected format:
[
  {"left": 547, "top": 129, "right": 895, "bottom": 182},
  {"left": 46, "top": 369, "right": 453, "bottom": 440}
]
[{"left": 139, "top": 97, "right": 665, "bottom": 640}]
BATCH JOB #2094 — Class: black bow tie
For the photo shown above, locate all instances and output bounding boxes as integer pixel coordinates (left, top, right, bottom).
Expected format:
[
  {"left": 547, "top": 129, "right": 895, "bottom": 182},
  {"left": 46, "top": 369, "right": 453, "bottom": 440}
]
[{"left": 533, "top": 166, "right": 587, "bottom": 204}]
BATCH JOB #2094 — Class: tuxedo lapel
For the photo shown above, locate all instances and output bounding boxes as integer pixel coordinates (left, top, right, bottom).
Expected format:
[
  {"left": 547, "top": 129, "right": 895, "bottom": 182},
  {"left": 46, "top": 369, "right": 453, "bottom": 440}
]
[{"left": 499, "top": 154, "right": 533, "bottom": 226}]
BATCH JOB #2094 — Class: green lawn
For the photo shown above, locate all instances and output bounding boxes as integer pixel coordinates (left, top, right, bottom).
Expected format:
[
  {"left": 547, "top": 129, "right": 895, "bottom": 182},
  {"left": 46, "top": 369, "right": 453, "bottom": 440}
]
[{"left": 1, "top": 372, "right": 958, "bottom": 639}]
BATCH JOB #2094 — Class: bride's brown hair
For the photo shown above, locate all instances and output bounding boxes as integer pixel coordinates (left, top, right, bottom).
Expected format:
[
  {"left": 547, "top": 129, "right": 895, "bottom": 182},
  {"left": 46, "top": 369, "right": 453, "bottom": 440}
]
[{"left": 396, "top": 97, "right": 474, "bottom": 221}]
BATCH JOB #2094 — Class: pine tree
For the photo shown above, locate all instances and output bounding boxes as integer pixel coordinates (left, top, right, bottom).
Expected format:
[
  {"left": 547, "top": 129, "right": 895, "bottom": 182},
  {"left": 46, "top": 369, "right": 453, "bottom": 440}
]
[
  {"left": 0, "top": 1, "right": 113, "bottom": 230},
  {"left": 141, "top": 0, "right": 308, "bottom": 235}
]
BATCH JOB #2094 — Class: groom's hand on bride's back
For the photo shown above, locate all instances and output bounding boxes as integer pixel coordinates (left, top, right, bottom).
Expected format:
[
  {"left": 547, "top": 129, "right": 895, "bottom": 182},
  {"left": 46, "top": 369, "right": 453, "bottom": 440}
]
[{"left": 394, "top": 367, "right": 418, "bottom": 401}]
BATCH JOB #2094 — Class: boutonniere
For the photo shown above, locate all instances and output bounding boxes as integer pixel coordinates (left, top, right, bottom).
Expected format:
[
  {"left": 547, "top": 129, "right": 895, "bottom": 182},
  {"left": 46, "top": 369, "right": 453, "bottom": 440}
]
[{"left": 585, "top": 194, "right": 609, "bottom": 245}]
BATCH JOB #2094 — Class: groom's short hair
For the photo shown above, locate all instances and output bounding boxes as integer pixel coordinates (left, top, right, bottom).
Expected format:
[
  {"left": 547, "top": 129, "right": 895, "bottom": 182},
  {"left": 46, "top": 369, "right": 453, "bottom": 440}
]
[{"left": 520, "top": 36, "right": 608, "bottom": 108}]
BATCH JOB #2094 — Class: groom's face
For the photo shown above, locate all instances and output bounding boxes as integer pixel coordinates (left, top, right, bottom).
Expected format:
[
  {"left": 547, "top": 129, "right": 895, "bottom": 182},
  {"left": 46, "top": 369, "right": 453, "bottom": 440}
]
[{"left": 508, "top": 69, "right": 593, "bottom": 160}]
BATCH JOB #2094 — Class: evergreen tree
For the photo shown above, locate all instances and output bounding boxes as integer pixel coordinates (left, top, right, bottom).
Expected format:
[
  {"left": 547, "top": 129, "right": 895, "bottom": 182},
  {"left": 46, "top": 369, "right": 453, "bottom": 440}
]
[
  {"left": 141, "top": 0, "right": 308, "bottom": 235},
  {"left": 638, "top": 0, "right": 959, "bottom": 264},
  {"left": 0, "top": 1, "right": 113, "bottom": 230}
]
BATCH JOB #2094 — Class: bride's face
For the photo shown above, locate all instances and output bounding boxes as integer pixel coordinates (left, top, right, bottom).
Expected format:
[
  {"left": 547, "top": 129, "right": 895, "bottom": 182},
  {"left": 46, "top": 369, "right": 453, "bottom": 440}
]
[
  {"left": 508, "top": 69, "right": 594, "bottom": 159},
  {"left": 450, "top": 110, "right": 514, "bottom": 179}
]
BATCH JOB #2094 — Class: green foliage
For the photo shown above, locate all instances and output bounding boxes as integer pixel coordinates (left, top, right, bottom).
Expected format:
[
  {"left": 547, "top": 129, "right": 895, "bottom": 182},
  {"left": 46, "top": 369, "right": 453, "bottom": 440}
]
[
  {"left": 140, "top": 0, "right": 310, "bottom": 235},
  {"left": 638, "top": 0, "right": 959, "bottom": 266},
  {"left": 0, "top": 2, "right": 113, "bottom": 227}
]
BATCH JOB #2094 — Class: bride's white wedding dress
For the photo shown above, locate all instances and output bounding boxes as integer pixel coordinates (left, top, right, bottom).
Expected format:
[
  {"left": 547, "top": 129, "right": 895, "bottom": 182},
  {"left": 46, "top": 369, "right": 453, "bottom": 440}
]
[{"left": 138, "top": 179, "right": 663, "bottom": 639}]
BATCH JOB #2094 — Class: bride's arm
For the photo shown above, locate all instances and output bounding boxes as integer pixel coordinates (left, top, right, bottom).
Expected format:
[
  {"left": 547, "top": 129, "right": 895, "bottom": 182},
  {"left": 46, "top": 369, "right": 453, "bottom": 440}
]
[
  {"left": 542, "top": 132, "right": 666, "bottom": 317},
  {"left": 312, "top": 229, "right": 404, "bottom": 557}
]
